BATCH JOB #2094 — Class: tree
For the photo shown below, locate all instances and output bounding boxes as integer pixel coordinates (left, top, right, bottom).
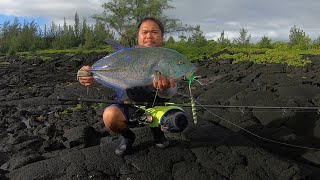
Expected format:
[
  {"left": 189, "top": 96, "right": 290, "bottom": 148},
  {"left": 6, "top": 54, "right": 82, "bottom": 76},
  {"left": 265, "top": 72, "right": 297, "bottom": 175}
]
[
  {"left": 0, "top": 12, "right": 116, "bottom": 53},
  {"left": 0, "top": 20, "right": 12, "bottom": 53},
  {"left": 5, "top": 18, "right": 20, "bottom": 53},
  {"left": 272, "top": 41, "right": 289, "bottom": 49},
  {"left": 79, "top": 18, "right": 88, "bottom": 46},
  {"left": 0, "top": 18, "right": 40, "bottom": 53},
  {"left": 48, "top": 21, "right": 58, "bottom": 40},
  {"left": 165, "top": 36, "right": 175, "bottom": 45},
  {"left": 92, "top": 0, "right": 192, "bottom": 46},
  {"left": 84, "top": 21, "right": 115, "bottom": 49},
  {"left": 257, "top": 36, "right": 272, "bottom": 48},
  {"left": 74, "top": 12, "right": 80, "bottom": 38},
  {"left": 217, "top": 30, "right": 231, "bottom": 48},
  {"left": 178, "top": 34, "right": 187, "bottom": 42},
  {"left": 312, "top": 37, "right": 320, "bottom": 49},
  {"left": 233, "top": 27, "right": 251, "bottom": 47},
  {"left": 289, "top": 25, "right": 311, "bottom": 50},
  {"left": 16, "top": 20, "right": 39, "bottom": 51},
  {"left": 52, "top": 18, "right": 76, "bottom": 49},
  {"left": 37, "top": 24, "right": 50, "bottom": 49},
  {"left": 188, "top": 25, "right": 207, "bottom": 47}
]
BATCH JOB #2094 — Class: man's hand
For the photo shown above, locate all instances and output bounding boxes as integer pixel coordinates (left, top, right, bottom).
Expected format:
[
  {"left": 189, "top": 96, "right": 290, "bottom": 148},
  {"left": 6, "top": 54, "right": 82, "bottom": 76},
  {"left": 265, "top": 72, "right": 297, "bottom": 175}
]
[
  {"left": 153, "top": 74, "right": 175, "bottom": 91},
  {"left": 77, "top": 66, "right": 94, "bottom": 86}
]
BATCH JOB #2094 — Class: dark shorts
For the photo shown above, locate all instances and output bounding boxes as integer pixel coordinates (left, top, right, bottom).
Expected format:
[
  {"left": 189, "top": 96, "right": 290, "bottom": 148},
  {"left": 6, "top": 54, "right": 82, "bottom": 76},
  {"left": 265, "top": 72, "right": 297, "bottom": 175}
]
[{"left": 110, "top": 104, "right": 138, "bottom": 122}]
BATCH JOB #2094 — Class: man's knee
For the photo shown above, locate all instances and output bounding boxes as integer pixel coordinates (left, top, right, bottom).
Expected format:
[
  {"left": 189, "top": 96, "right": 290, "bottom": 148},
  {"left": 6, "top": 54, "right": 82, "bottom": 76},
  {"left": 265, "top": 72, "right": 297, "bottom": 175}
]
[{"left": 102, "top": 106, "right": 128, "bottom": 134}]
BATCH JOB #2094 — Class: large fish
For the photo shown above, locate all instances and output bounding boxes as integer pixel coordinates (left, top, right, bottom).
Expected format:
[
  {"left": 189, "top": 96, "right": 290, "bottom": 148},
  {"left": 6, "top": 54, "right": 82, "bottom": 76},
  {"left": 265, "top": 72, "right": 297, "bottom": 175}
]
[{"left": 90, "top": 40, "right": 197, "bottom": 100}]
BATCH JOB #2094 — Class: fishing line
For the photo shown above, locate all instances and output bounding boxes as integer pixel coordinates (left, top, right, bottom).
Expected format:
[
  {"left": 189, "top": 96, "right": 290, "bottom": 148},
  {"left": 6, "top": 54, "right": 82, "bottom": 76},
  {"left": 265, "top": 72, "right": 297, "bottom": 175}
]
[
  {"left": 195, "top": 100, "right": 320, "bottom": 151},
  {"left": 152, "top": 89, "right": 158, "bottom": 108},
  {"left": 184, "top": 77, "right": 320, "bottom": 151},
  {"left": 151, "top": 71, "right": 161, "bottom": 108}
]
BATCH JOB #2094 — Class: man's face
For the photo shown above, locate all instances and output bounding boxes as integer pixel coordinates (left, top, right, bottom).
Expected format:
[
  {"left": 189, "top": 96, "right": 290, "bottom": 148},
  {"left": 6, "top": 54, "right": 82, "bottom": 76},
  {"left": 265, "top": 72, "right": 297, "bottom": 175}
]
[{"left": 138, "top": 20, "right": 163, "bottom": 47}]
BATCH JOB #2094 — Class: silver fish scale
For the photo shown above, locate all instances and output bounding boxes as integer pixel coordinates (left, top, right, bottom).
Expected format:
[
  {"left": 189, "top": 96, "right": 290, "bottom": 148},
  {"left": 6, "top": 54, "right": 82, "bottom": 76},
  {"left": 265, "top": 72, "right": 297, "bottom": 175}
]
[{"left": 90, "top": 47, "right": 196, "bottom": 90}]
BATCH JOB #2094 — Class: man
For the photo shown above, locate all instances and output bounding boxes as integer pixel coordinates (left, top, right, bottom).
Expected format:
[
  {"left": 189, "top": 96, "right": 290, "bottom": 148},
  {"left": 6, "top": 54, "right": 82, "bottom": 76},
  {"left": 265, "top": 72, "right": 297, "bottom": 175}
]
[{"left": 78, "top": 17, "right": 179, "bottom": 155}]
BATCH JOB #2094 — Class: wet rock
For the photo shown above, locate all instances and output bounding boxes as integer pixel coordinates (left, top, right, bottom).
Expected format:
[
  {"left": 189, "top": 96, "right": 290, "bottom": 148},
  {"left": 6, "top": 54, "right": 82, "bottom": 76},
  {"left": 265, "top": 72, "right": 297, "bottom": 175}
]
[
  {"left": 0, "top": 169, "right": 9, "bottom": 180},
  {"left": 63, "top": 125, "right": 100, "bottom": 148},
  {"left": 33, "top": 124, "right": 56, "bottom": 140},
  {"left": 1, "top": 151, "right": 44, "bottom": 171},
  {"left": 2, "top": 53, "right": 320, "bottom": 178},
  {"left": 5, "top": 134, "right": 45, "bottom": 153},
  {"left": 313, "top": 119, "right": 320, "bottom": 139},
  {"left": 28, "top": 58, "right": 44, "bottom": 66},
  {"left": 6, "top": 121, "right": 26, "bottom": 133},
  {"left": 40, "top": 139, "right": 65, "bottom": 153},
  {"left": 0, "top": 152, "right": 9, "bottom": 167}
]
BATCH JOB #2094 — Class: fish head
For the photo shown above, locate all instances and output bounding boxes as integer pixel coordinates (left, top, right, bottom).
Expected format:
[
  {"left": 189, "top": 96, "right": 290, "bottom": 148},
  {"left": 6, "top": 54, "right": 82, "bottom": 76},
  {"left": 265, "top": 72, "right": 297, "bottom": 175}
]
[{"left": 156, "top": 48, "right": 197, "bottom": 80}]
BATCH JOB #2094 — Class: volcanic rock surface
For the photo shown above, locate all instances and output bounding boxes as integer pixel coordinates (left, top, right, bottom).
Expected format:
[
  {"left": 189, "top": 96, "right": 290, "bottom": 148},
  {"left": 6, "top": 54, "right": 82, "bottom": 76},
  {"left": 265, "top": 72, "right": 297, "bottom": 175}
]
[{"left": 1, "top": 52, "right": 320, "bottom": 179}]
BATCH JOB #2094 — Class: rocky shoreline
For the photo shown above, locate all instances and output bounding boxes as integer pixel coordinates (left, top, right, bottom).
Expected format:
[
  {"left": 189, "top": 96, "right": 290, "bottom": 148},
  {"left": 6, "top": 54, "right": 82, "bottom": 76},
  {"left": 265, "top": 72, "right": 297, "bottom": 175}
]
[{"left": 1, "top": 52, "right": 320, "bottom": 179}]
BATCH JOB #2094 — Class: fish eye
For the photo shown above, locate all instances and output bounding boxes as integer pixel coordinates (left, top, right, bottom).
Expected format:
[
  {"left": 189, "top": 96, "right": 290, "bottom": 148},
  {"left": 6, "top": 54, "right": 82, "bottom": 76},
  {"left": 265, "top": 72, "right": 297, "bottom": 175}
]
[{"left": 177, "top": 61, "right": 184, "bottom": 64}]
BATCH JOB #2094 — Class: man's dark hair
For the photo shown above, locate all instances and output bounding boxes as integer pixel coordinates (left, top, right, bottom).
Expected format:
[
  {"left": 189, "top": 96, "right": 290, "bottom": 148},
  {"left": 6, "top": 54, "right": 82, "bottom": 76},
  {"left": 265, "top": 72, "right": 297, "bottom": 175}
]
[{"left": 137, "top": 17, "right": 164, "bottom": 36}]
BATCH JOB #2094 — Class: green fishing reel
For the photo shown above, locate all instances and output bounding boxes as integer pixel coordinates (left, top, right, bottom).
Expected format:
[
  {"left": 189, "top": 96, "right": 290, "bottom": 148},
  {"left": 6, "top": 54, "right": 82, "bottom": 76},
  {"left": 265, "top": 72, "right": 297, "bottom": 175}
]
[{"left": 139, "top": 105, "right": 188, "bottom": 133}]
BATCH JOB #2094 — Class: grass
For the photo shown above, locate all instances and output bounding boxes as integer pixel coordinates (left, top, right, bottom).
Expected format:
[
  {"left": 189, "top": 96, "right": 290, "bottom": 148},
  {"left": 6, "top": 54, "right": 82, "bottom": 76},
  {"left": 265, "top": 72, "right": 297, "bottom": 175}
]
[
  {"left": 11, "top": 45, "right": 114, "bottom": 61},
  {"left": 4, "top": 45, "right": 320, "bottom": 66},
  {"left": 35, "top": 45, "right": 113, "bottom": 55}
]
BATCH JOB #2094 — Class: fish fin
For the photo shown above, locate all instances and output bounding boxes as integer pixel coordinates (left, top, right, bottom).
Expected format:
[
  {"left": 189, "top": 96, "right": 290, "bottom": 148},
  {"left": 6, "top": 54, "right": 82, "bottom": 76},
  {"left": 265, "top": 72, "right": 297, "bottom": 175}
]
[
  {"left": 152, "top": 62, "right": 170, "bottom": 79},
  {"left": 103, "top": 40, "right": 125, "bottom": 52},
  {"left": 89, "top": 68, "right": 125, "bottom": 73},
  {"left": 116, "top": 90, "right": 125, "bottom": 103},
  {"left": 152, "top": 70, "right": 161, "bottom": 81},
  {"left": 93, "top": 77, "right": 125, "bottom": 102}
]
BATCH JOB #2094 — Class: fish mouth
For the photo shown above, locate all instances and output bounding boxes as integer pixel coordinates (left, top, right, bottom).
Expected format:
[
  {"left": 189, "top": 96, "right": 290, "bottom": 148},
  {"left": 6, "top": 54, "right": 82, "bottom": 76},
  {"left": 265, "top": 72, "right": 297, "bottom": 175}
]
[{"left": 183, "top": 67, "right": 198, "bottom": 79}]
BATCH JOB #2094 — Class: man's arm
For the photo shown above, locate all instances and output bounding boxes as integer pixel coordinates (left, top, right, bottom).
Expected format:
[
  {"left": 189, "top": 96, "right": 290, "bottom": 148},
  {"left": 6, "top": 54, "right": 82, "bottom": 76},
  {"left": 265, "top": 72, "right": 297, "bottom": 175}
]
[{"left": 153, "top": 74, "right": 177, "bottom": 98}]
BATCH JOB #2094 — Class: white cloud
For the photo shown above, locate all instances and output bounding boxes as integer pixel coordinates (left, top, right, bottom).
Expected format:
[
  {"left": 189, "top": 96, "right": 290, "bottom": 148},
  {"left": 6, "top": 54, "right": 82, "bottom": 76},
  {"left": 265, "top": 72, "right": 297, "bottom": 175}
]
[
  {"left": 0, "top": 0, "right": 104, "bottom": 24},
  {"left": 205, "top": 31, "right": 238, "bottom": 41},
  {"left": 0, "top": 0, "right": 319, "bottom": 41}
]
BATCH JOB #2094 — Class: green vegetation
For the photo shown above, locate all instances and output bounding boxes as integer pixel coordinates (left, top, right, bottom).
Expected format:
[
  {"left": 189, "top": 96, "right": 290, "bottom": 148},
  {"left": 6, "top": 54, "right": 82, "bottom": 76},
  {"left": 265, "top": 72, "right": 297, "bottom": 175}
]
[
  {"left": 92, "top": 0, "right": 192, "bottom": 46},
  {"left": 162, "top": 26, "right": 318, "bottom": 66},
  {"left": 0, "top": 13, "right": 114, "bottom": 55},
  {"left": 34, "top": 45, "right": 113, "bottom": 55},
  {"left": 1, "top": 0, "right": 320, "bottom": 67},
  {"left": 216, "top": 48, "right": 310, "bottom": 66}
]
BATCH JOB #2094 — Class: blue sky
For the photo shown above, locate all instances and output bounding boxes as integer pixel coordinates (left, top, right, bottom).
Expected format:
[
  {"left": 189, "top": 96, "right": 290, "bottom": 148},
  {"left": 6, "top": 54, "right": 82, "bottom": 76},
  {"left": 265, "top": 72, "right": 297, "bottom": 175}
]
[
  {"left": 0, "top": 15, "right": 46, "bottom": 26},
  {"left": 0, "top": 0, "right": 319, "bottom": 42}
]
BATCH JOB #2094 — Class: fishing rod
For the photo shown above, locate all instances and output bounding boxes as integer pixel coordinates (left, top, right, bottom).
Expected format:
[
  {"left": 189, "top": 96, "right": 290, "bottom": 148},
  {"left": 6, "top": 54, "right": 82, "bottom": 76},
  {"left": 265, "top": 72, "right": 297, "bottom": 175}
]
[
  {"left": 57, "top": 93, "right": 320, "bottom": 151},
  {"left": 57, "top": 96, "right": 164, "bottom": 106},
  {"left": 56, "top": 96, "right": 320, "bottom": 111},
  {"left": 57, "top": 96, "right": 320, "bottom": 151}
]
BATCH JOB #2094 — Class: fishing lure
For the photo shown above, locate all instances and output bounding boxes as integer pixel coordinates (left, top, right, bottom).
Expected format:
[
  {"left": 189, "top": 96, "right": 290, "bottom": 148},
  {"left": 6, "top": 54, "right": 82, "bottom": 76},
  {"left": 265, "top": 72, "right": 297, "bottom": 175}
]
[{"left": 188, "top": 76, "right": 198, "bottom": 125}]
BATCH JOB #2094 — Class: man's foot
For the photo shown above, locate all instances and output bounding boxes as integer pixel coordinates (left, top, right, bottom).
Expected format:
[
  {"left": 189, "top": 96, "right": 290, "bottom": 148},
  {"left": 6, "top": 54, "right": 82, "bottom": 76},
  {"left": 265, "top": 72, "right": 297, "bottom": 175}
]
[
  {"left": 115, "top": 129, "right": 136, "bottom": 156},
  {"left": 150, "top": 127, "right": 170, "bottom": 149},
  {"left": 154, "top": 138, "right": 170, "bottom": 149}
]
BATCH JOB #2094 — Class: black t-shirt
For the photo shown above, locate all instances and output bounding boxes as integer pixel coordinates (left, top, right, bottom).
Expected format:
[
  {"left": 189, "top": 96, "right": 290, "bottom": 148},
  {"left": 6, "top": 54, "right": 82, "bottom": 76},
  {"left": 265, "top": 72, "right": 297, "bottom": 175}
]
[{"left": 124, "top": 85, "right": 169, "bottom": 104}]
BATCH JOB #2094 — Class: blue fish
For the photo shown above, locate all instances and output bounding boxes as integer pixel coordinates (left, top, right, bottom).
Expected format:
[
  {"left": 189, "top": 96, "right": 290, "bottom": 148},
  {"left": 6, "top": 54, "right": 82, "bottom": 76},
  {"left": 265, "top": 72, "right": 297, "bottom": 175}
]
[{"left": 90, "top": 41, "right": 197, "bottom": 100}]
